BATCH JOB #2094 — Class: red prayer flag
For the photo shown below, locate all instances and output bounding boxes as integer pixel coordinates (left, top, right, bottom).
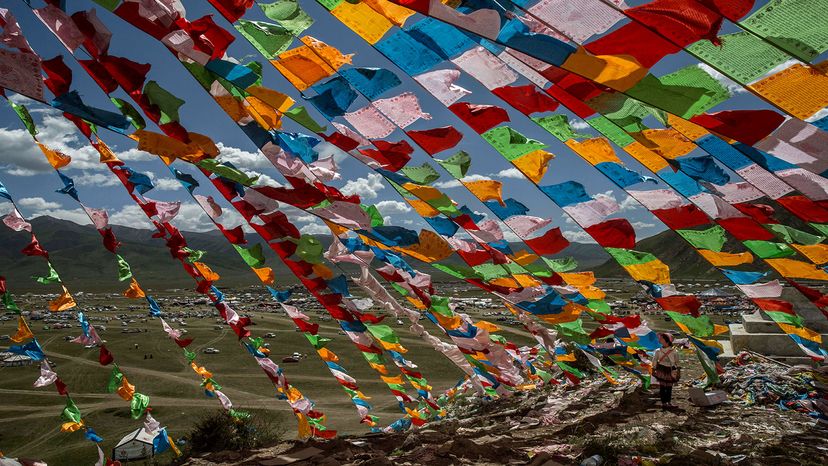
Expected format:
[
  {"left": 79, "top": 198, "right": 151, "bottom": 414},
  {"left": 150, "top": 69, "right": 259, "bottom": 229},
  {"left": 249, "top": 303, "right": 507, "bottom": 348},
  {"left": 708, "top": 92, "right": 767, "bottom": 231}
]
[
  {"left": 42, "top": 55, "right": 73, "bottom": 97},
  {"left": 691, "top": 110, "right": 785, "bottom": 146},
  {"left": 406, "top": 126, "right": 463, "bottom": 155},
  {"left": 492, "top": 85, "right": 559, "bottom": 115},
  {"left": 525, "top": 227, "right": 570, "bottom": 255},
  {"left": 777, "top": 196, "right": 828, "bottom": 223},
  {"left": 652, "top": 205, "right": 710, "bottom": 229},
  {"left": 717, "top": 217, "right": 776, "bottom": 241},
  {"left": 448, "top": 102, "right": 510, "bottom": 134},
  {"left": 585, "top": 219, "right": 636, "bottom": 249},
  {"left": 99, "top": 345, "right": 114, "bottom": 365}
]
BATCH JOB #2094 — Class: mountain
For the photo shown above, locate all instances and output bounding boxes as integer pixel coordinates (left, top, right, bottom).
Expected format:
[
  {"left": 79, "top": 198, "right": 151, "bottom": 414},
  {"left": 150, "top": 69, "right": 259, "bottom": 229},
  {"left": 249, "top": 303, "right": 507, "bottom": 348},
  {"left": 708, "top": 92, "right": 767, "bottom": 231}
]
[{"left": 0, "top": 216, "right": 720, "bottom": 293}]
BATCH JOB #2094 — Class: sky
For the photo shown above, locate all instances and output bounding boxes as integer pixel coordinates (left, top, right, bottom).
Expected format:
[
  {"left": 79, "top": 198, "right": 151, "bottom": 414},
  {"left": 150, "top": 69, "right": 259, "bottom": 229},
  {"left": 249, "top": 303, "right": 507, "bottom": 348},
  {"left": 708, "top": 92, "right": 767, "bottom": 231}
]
[{"left": 0, "top": 0, "right": 789, "bottom": 250}]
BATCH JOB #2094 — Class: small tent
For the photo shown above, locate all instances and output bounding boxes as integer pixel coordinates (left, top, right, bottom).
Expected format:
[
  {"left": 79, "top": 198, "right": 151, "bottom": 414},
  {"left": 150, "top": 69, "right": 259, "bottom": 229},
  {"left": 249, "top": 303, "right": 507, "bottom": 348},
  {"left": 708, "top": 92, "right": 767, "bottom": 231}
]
[{"left": 112, "top": 427, "right": 157, "bottom": 462}]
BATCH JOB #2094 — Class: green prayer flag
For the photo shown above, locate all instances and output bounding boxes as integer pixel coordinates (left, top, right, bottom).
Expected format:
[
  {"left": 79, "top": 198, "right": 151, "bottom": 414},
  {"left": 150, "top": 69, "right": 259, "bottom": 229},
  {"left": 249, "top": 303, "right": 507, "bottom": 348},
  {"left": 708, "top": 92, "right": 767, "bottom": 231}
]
[
  {"left": 61, "top": 397, "right": 82, "bottom": 424},
  {"left": 556, "top": 361, "right": 585, "bottom": 378},
  {"left": 362, "top": 351, "right": 383, "bottom": 364},
  {"left": 742, "top": 0, "right": 828, "bottom": 62},
  {"left": 143, "top": 81, "right": 184, "bottom": 124},
  {"left": 259, "top": 0, "right": 315, "bottom": 35},
  {"left": 284, "top": 106, "right": 327, "bottom": 132},
  {"left": 809, "top": 223, "right": 828, "bottom": 238},
  {"left": 743, "top": 240, "right": 795, "bottom": 259},
  {"left": 184, "top": 347, "right": 196, "bottom": 362},
  {"left": 296, "top": 235, "right": 324, "bottom": 264},
  {"left": 556, "top": 319, "right": 590, "bottom": 344},
  {"left": 390, "top": 282, "right": 409, "bottom": 296},
  {"left": 305, "top": 333, "right": 332, "bottom": 349},
  {"left": 521, "top": 261, "right": 554, "bottom": 277},
  {"left": 363, "top": 204, "right": 384, "bottom": 227},
  {"left": 365, "top": 324, "right": 401, "bottom": 345},
  {"left": 33, "top": 262, "right": 60, "bottom": 285},
  {"left": 10, "top": 103, "right": 37, "bottom": 136},
  {"left": 587, "top": 115, "right": 636, "bottom": 147},
  {"left": 182, "top": 247, "right": 206, "bottom": 263},
  {"left": 235, "top": 20, "right": 294, "bottom": 58},
  {"left": 677, "top": 225, "right": 727, "bottom": 252},
  {"left": 317, "top": 0, "right": 343, "bottom": 10},
  {"left": 230, "top": 409, "right": 251, "bottom": 420},
  {"left": 532, "top": 114, "right": 590, "bottom": 141},
  {"left": 233, "top": 243, "right": 266, "bottom": 268},
  {"left": 587, "top": 300, "right": 611, "bottom": 315},
  {"left": 435, "top": 151, "right": 471, "bottom": 179},
  {"left": 587, "top": 93, "right": 650, "bottom": 132},
  {"left": 627, "top": 66, "right": 730, "bottom": 119},
  {"left": 429, "top": 296, "right": 454, "bottom": 317},
  {"left": 764, "top": 310, "right": 805, "bottom": 328},
  {"left": 110, "top": 97, "right": 146, "bottom": 130},
  {"left": 91, "top": 0, "right": 120, "bottom": 10},
  {"left": 766, "top": 223, "right": 825, "bottom": 245},
  {"left": 433, "top": 263, "right": 477, "bottom": 280},
  {"left": 696, "top": 348, "right": 719, "bottom": 387},
  {"left": 483, "top": 126, "right": 546, "bottom": 160},
  {"left": 2, "top": 292, "right": 20, "bottom": 313},
  {"left": 542, "top": 256, "right": 578, "bottom": 272},
  {"left": 130, "top": 392, "right": 150, "bottom": 419},
  {"left": 605, "top": 248, "right": 658, "bottom": 266},
  {"left": 401, "top": 163, "right": 441, "bottom": 185},
  {"left": 245, "top": 61, "right": 263, "bottom": 87},
  {"left": 107, "top": 365, "right": 124, "bottom": 393},
  {"left": 197, "top": 159, "right": 260, "bottom": 186},
  {"left": 116, "top": 254, "right": 133, "bottom": 281},
  {"left": 472, "top": 263, "right": 512, "bottom": 281},
  {"left": 666, "top": 312, "right": 716, "bottom": 337},
  {"left": 688, "top": 32, "right": 789, "bottom": 84}
]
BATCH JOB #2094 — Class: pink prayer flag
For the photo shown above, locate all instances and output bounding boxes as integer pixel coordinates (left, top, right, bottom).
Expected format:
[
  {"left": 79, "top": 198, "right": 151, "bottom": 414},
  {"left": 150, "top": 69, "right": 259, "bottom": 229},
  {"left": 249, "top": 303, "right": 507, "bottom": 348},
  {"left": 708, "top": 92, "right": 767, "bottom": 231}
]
[
  {"left": 451, "top": 47, "right": 518, "bottom": 90},
  {"left": 414, "top": 69, "right": 470, "bottom": 106},
  {"left": 33, "top": 5, "right": 85, "bottom": 51},
  {"left": 343, "top": 105, "right": 396, "bottom": 139},
  {"left": 373, "top": 92, "right": 431, "bottom": 128},
  {"left": 3, "top": 209, "right": 32, "bottom": 232}
]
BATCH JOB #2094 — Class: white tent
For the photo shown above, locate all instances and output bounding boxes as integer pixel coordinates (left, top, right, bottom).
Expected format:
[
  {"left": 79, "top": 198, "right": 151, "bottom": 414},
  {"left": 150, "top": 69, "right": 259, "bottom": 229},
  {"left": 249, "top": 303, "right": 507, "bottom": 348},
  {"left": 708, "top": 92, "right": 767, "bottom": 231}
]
[{"left": 112, "top": 427, "right": 159, "bottom": 462}]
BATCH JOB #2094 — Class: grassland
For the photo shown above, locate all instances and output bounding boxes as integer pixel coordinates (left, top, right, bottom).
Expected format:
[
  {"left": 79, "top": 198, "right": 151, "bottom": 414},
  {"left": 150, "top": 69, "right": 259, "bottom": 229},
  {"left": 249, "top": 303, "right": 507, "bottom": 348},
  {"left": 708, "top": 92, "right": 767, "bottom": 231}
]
[{"left": 0, "top": 280, "right": 739, "bottom": 465}]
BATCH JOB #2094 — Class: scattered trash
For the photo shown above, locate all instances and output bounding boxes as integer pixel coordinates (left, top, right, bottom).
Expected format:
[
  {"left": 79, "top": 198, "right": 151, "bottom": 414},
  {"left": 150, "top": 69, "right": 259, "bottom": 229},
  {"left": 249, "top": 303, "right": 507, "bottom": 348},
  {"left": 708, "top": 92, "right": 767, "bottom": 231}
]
[{"left": 688, "top": 387, "right": 728, "bottom": 407}]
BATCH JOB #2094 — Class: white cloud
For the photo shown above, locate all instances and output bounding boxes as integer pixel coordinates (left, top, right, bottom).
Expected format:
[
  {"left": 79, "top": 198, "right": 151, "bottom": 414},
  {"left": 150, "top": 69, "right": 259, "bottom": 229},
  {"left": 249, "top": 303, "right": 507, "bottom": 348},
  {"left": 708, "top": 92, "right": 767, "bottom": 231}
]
[
  {"left": 0, "top": 127, "right": 53, "bottom": 175},
  {"left": 216, "top": 142, "right": 270, "bottom": 170},
  {"left": 74, "top": 172, "right": 121, "bottom": 188},
  {"left": 570, "top": 120, "right": 591, "bottom": 130},
  {"left": 153, "top": 178, "right": 182, "bottom": 191},
  {"left": 300, "top": 223, "right": 330, "bottom": 235},
  {"left": 340, "top": 173, "right": 384, "bottom": 199},
  {"left": 697, "top": 63, "right": 746, "bottom": 95},
  {"left": 493, "top": 168, "right": 523, "bottom": 179},
  {"left": 433, "top": 174, "right": 491, "bottom": 188},
  {"left": 375, "top": 200, "right": 411, "bottom": 215},
  {"left": 631, "top": 221, "right": 655, "bottom": 229},
  {"left": 18, "top": 197, "right": 62, "bottom": 210},
  {"left": 562, "top": 229, "right": 596, "bottom": 244},
  {"left": 618, "top": 195, "right": 638, "bottom": 212}
]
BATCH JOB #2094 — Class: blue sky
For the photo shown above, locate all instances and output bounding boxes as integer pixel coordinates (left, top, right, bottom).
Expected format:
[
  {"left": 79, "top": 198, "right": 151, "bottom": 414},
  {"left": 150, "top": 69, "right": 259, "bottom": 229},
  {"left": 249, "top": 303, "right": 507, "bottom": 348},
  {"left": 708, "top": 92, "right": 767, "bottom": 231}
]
[{"left": 0, "top": 0, "right": 784, "bottom": 249}]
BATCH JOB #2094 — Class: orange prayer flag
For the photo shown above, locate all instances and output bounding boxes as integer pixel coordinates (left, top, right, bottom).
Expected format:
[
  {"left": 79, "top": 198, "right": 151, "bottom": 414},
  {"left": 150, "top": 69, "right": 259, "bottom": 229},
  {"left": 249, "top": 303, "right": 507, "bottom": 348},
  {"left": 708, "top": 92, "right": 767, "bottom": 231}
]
[
  {"left": 122, "top": 278, "right": 146, "bottom": 298},
  {"left": 631, "top": 129, "right": 696, "bottom": 159},
  {"left": 512, "top": 149, "right": 554, "bottom": 183},
  {"left": 766, "top": 258, "right": 828, "bottom": 281},
  {"left": 116, "top": 376, "right": 136, "bottom": 401},
  {"left": 193, "top": 262, "right": 221, "bottom": 282},
  {"left": 37, "top": 143, "right": 71, "bottom": 169},
  {"left": 253, "top": 266, "right": 275, "bottom": 285},
  {"left": 49, "top": 286, "right": 76, "bottom": 312},
  {"left": 749, "top": 63, "right": 828, "bottom": 120},
  {"left": 561, "top": 48, "right": 648, "bottom": 92},
  {"left": 565, "top": 138, "right": 620, "bottom": 165},
  {"left": 10, "top": 316, "right": 34, "bottom": 343},
  {"left": 698, "top": 249, "right": 754, "bottom": 266},
  {"left": 93, "top": 137, "right": 121, "bottom": 163},
  {"left": 624, "top": 141, "right": 670, "bottom": 172},
  {"left": 462, "top": 179, "right": 504, "bottom": 205}
]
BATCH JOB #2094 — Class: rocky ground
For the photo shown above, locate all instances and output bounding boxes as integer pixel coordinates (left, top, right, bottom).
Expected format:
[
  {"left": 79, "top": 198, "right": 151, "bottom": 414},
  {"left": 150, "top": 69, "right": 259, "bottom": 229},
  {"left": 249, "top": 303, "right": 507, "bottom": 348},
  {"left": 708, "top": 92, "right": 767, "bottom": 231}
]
[{"left": 180, "top": 360, "right": 828, "bottom": 466}]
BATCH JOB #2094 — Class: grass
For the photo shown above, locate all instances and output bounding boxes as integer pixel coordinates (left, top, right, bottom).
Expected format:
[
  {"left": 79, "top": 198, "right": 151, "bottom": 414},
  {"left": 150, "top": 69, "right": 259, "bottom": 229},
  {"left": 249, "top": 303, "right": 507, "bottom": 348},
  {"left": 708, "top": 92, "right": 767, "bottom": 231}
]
[{"left": 0, "top": 280, "right": 742, "bottom": 465}]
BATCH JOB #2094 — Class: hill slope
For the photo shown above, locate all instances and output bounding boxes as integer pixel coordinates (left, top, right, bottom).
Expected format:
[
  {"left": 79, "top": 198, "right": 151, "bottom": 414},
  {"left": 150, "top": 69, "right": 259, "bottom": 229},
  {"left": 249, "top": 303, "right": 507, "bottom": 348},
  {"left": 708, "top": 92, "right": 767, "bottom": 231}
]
[{"left": 0, "top": 217, "right": 721, "bottom": 292}]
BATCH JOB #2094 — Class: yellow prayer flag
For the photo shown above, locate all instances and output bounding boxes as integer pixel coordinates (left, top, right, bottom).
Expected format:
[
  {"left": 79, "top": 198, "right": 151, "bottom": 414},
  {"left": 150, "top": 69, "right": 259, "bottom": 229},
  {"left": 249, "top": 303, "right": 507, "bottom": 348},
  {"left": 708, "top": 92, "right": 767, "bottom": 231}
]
[
  {"left": 214, "top": 95, "right": 249, "bottom": 122},
  {"left": 93, "top": 137, "right": 121, "bottom": 163},
  {"left": 749, "top": 63, "right": 828, "bottom": 120},
  {"left": 511, "top": 249, "right": 539, "bottom": 266},
  {"left": 245, "top": 96, "right": 284, "bottom": 130},
  {"left": 317, "top": 347, "right": 338, "bottom": 362},
  {"left": 363, "top": 0, "right": 416, "bottom": 27},
  {"left": 475, "top": 320, "right": 501, "bottom": 333},
  {"left": 60, "top": 420, "right": 84, "bottom": 433},
  {"left": 395, "top": 230, "right": 454, "bottom": 263},
  {"left": 561, "top": 48, "right": 648, "bottom": 92},
  {"left": 766, "top": 258, "right": 828, "bottom": 281},
  {"left": 512, "top": 149, "right": 554, "bottom": 183},
  {"left": 116, "top": 376, "right": 135, "bottom": 401},
  {"left": 559, "top": 271, "right": 596, "bottom": 287},
  {"left": 380, "top": 374, "right": 405, "bottom": 385},
  {"left": 631, "top": 129, "right": 696, "bottom": 159},
  {"left": 311, "top": 263, "right": 334, "bottom": 280},
  {"left": 623, "top": 260, "right": 671, "bottom": 284},
  {"left": 777, "top": 323, "right": 822, "bottom": 343},
  {"left": 667, "top": 114, "right": 708, "bottom": 141},
  {"left": 791, "top": 244, "right": 828, "bottom": 265},
  {"left": 698, "top": 249, "right": 754, "bottom": 266},
  {"left": 462, "top": 179, "right": 504, "bottom": 205},
  {"left": 408, "top": 199, "right": 441, "bottom": 217},
  {"left": 245, "top": 86, "right": 295, "bottom": 113},
  {"left": 624, "top": 141, "right": 670, "bottom": 172},
  {"left": 565, "top": 138, "right": 621, "bottom": 166},
  {"left": 330, "top": 1, "right": 393, "bottom": 44}
]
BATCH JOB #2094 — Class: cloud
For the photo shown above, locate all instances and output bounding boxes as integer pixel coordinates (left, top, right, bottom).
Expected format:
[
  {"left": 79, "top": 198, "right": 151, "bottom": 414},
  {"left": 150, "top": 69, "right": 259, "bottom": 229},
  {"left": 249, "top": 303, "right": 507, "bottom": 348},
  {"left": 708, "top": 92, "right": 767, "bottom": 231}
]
[
  {"left": 152, "top": 178, "right": 182, "bottom": 191},
  {"left": 492, "top": 168, "right": 523, "bottom": 179},
  {"left": 375, "top": 200, "right": 411, "bottom": 215},
  {"left": 697, "top": 63, "right": 746, "bottom": 95},
  {"left": 631, "top": 221, "right": 655, "bottom": 229},
  {"left": 74, "top": 172, "right": 121, "bottom": 188},
  {"left": 340, "top": 173, "right": 385, "bottom": 199},
  {"left": 618, "top": 195, "right": 638, "bottom": 212},
  {"left": 0, "top": 127, "right": 53, "bottom": 175},
  {"left": 433, "top": 174, "right": 491, "bottom": 188},
  {"left": 300, "top": 222, "right": 330, "bottom": 235},
  {"left": 18, "top": 197, "right": 62, "bottom": 210},
  {"left": 570, "top": 120, "right": 591, "bottom": 130},
  {"left": 562, "top": 229, "right": 596, "bottom": 243},
  {"left": 216, "top": 142, "right": 270, "bottom": 170}
]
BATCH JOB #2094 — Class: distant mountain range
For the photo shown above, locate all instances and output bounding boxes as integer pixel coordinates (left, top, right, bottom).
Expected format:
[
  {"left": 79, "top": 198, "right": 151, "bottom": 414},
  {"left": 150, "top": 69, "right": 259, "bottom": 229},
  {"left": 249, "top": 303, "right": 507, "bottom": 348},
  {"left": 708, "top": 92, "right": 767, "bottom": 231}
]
[{"left": 0, "top": 216, "right": 721, "bottom": 293}]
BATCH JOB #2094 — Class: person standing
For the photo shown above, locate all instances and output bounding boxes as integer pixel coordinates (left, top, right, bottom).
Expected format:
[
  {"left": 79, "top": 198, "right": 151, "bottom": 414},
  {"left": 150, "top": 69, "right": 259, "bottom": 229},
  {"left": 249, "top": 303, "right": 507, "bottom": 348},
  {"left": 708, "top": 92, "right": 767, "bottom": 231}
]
[{"left": 653, "top": 333, "right": 680, "bottom": 408}]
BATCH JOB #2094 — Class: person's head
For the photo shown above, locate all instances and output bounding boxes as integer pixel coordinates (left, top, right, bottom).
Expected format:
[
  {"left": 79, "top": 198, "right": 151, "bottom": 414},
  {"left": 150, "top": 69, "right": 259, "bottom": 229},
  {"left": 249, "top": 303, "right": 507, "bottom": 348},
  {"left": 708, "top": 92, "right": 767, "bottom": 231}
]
[{"left": 658, "top": 332, "right": 674, "bottom": 348}]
